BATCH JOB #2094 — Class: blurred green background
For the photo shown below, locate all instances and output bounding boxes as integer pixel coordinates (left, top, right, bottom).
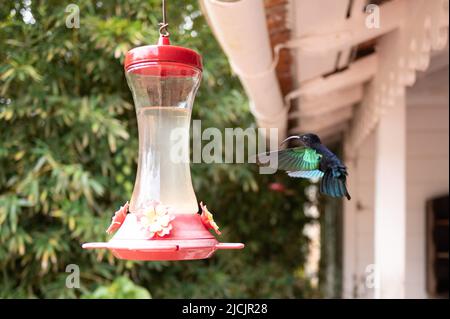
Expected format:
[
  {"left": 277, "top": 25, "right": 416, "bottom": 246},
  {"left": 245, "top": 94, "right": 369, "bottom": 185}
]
[{"left": 0, "top": 0, "right": 321, "bottom": 298}]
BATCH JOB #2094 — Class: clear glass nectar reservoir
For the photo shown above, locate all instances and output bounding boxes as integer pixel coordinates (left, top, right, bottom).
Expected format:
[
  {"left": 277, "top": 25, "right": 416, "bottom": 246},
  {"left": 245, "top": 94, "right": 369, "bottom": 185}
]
[{"left": 125, "top": 41, "right": 202, "bottom": 215}]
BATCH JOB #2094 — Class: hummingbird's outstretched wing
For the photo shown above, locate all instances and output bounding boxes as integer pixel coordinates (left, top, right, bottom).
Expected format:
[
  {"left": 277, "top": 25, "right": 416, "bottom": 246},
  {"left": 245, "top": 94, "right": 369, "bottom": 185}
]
[
  {"left": 255, "top": 147, "right": 322, "bottom": 172},
  {"left": 287, "top": 170, "right": 324, "bottom": 179}
]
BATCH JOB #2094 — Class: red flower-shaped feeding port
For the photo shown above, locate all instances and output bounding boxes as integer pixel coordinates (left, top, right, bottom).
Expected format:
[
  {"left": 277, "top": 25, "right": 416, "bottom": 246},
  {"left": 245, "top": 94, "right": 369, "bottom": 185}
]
[
  {"left": 200, "top": 202, "right": 221, "bottom": 235},
  {"left": 106, "top": 202, "right": 129, "bottom": 234}
]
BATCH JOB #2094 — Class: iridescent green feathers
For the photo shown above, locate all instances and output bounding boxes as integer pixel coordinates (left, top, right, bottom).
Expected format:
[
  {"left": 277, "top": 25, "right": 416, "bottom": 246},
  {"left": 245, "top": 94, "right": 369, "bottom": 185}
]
[
  {"left": 255, "top": 147, "right": 321, "bottom": 172},
  {"left": 276, "top": 147, "right": 322, "bottom": 171}
]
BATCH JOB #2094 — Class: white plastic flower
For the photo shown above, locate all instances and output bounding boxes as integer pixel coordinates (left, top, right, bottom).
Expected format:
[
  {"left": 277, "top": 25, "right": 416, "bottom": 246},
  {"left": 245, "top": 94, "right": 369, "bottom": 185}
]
[{"left": 136, "top": 200, "right": 174, "bottom": 239}]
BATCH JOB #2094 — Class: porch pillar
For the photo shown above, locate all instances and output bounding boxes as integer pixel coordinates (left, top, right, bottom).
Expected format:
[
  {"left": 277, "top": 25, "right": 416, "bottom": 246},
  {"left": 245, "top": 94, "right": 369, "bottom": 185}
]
[{"left": 374, "top": 97, "right": 407, "bottom": 298}]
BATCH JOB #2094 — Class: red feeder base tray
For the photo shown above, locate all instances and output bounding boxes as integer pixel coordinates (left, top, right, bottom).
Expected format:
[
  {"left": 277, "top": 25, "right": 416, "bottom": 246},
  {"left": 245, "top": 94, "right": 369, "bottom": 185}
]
[{"left": 82, "top": 214, "right": 244, "bottom": 261}]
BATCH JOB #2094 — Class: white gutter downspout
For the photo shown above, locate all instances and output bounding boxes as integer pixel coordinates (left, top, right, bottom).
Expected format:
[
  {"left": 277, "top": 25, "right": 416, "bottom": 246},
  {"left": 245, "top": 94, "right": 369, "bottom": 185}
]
[{"left": 200, "top": 0, "right": 288, "bottom": 142}]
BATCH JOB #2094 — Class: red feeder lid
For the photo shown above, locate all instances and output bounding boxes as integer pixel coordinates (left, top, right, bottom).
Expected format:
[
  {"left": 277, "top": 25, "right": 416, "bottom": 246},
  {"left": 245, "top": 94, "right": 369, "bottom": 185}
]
[{"left": 124, "top": 36, "right": 202, "bottom": 72}]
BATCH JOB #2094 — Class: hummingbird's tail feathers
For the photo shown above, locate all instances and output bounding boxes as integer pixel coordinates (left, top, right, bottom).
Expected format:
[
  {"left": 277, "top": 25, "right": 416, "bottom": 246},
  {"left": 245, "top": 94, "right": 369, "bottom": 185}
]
[{"left": 320, "top": 167, "right": 351, "bottom": 200}]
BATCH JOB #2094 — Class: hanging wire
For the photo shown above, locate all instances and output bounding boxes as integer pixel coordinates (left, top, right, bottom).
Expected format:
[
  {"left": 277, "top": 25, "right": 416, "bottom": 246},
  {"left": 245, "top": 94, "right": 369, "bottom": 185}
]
[{"left": 159, "top": 0, "right": 169, "bottom": 37}]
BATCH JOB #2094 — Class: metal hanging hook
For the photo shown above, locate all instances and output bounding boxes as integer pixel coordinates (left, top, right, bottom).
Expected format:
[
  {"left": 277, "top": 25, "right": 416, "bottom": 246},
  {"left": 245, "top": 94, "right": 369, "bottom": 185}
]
[{"left": 159, "top": 0, "right": 169, "bottom": 37}]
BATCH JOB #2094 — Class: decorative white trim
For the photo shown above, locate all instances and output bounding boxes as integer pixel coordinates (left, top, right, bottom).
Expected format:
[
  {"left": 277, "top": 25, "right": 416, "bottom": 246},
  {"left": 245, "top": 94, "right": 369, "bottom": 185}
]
[{"left": 348, "top": 0, "right": 449, "bottom": 154}]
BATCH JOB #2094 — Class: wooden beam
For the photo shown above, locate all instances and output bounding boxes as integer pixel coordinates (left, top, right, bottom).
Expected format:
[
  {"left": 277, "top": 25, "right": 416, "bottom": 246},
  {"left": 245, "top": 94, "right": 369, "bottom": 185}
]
[
  {"left": 337, "top": 0, "right": 368, "bottom": 69},
  {"left": 289, "top": 85, "right": 363, "bottom": 118},
  {"left": 317, "top": 122, "right": 349, "bottom": 142},
  {"left": 293, "top": 0, "right": 351, "bottom": 82},
  {"left": 293, "top": 0, "right": 407, "bottom": 55},
  {"left": 290, "top": 106, "right": 353, "bottom": 133},
  {"left": 286, "top": 54, "right": 377, "bottom": 103},
  {"left": 290, "top": 122, "right": 349, "bottom": 145}
]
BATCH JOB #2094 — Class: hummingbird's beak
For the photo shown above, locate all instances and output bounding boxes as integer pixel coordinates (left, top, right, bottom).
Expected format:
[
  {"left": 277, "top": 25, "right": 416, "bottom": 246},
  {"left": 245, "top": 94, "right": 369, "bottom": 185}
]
[{"left": 280, "top": 135, "right": 302, "bottom": 146}]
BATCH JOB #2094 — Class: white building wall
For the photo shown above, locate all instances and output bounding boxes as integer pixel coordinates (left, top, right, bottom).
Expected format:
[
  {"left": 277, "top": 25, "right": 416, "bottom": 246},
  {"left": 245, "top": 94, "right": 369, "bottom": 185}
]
[
  {"left": 343, "top": 65, "right": 448, "bottom": 299},
  {"left": 405, "top": 66, "right": 449, "bottom": 298},
  {"left": 343, "top": 132, "right": 376, "bottom": 298}
]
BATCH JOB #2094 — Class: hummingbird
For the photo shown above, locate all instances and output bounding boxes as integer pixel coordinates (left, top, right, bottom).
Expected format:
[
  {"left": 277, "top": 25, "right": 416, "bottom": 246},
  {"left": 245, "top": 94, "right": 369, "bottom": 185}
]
[{"left": 256, "top": 133, "right": 351, "bottom": 200}]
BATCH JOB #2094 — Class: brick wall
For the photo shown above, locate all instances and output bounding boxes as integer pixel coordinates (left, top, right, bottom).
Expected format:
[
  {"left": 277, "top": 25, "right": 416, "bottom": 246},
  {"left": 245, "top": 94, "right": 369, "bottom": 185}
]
[{"left": 264, "top": 0, "right": 294, "bottom": 96}]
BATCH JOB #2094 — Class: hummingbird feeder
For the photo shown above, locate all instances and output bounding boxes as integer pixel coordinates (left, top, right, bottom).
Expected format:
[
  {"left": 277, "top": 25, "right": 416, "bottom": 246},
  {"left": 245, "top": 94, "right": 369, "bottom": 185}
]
[{"left": 82, "top": 1, "right": 244, "bottom": 260}]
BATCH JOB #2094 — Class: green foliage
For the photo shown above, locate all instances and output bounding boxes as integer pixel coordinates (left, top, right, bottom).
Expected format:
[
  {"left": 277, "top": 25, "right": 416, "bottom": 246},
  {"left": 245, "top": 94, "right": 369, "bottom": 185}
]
[
  {"left": 82, "top": 276, "right": 151, "bottom": 299},
  {"left": 0, "top": 0, "right": 317, "bottom": 298}
]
